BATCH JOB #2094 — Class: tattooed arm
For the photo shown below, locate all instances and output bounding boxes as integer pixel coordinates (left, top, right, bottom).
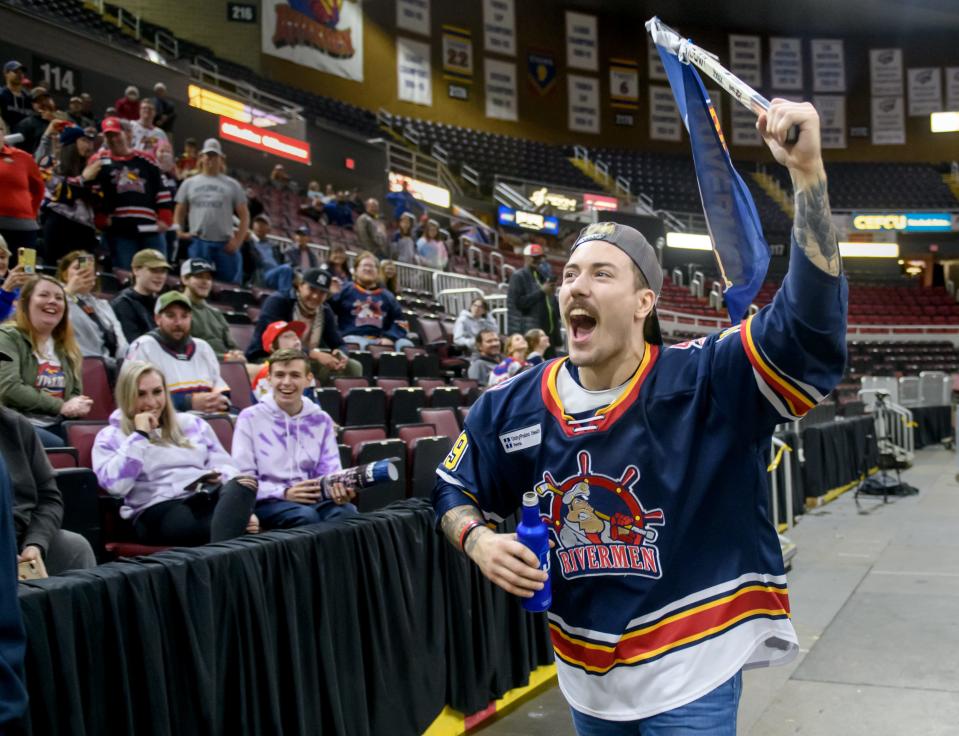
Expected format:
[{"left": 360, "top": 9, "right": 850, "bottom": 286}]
[
  {"left": 439, "top": 504, "right": 547, "bottom": 598},
  {"left": 758, "top": 99, "right": 842, "bottom": 277}
]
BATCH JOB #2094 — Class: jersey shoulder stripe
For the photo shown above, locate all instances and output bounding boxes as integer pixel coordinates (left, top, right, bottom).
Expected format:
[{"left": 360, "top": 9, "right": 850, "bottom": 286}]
[{"left": 739, "top": 315, "right": 822, "bottom": 417}]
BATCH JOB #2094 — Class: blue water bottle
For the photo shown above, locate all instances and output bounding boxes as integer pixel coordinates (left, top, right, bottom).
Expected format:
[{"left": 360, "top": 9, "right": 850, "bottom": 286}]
[{"left": 516, "top": 491, "right": 551, "bottom": 612}]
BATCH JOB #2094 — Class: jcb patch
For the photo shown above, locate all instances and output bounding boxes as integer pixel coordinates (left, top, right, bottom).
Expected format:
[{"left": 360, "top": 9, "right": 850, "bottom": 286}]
[{"left": 444, "top": 432, "right": 468, "bottom": 471}]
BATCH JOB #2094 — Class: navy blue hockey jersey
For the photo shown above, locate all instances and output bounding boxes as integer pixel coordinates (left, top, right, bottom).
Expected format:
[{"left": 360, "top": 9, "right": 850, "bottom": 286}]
[{"left": 433, "top": 242, "right": 847, "bottom": 720}]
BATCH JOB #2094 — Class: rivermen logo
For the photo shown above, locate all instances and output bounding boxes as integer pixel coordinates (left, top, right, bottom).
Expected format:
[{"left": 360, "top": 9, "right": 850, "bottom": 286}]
[{"left": 535, "top": 451, "right": 664, "bottom": 581}]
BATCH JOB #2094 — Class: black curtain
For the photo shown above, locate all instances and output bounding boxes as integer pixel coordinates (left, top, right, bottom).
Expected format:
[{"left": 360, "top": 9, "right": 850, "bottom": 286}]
[
  {"left": 15, "top": 500, "right": 553, "bottom": 736},
  {"left": 911, "top": 405, "right": 952, "bottom": 449},
  {"left": 800, "top": 416, "right": 879, "bottom": 500}
]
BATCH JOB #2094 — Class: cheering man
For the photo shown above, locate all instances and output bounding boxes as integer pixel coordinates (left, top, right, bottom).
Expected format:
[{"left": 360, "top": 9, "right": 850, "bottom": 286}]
[{"left": 432, "top": 101, "right": 847, "bottom": 733}]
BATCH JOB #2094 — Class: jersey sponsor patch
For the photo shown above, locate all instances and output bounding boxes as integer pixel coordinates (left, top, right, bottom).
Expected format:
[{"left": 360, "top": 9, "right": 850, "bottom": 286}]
[
  {"left": 443, "top": 431, "right": 468, "bottom": 471},
  {"left": 498, "top": 424, "right": 542, "bottom": 453}
]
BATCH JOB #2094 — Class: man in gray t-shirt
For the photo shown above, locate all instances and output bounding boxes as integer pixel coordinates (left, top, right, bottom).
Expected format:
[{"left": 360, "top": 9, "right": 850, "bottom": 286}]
[{"left": 174, "top": 138, "right": 249, "bottom": 284}]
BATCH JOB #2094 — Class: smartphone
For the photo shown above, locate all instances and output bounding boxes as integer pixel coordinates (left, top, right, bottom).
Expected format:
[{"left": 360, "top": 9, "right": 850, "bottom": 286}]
[
  {"left": 18, "top": 247, "right": 36, "bottom": 275},
  {"left": 77, "top": 255, "right": 93, "bottom": 270},
  {"left": 18, "top": 559, "right": 44, "bottom": 581}
]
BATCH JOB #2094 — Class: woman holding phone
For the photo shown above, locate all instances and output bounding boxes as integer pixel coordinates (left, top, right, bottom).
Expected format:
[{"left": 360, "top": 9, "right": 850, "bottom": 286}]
[
  {"left": 92, "top": 361, "right": 259, "bottom": 545},
  {"left": 0, "top": 275, "right": 92, "bottom": 447},
  {"left": 57, "top": 250, "right": 127, "bottom": 379}
]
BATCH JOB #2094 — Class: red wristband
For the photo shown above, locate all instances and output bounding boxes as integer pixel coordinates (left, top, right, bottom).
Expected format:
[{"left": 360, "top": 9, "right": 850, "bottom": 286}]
[{"left": 458, "top": 520, "right": 484, "bottom": 552}]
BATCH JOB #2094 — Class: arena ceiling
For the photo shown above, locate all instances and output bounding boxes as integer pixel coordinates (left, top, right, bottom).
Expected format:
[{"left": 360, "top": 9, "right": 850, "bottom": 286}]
[{"left": 562, "top": 0, "right": 959, "bottom": 36}]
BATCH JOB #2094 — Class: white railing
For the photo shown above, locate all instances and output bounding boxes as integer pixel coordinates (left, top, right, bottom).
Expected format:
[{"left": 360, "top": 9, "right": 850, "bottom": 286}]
[
  {"left": 768, "top": 437, "right": 795, "bottom": 531},
  {"left": 615, "top": 175, "right": 632, "bottom": 200},
  {"left": 154, "top": 30, "right": 178, "bottom": 59},
  {"left": 860, "top": 390, "right": 915, "bottom": 467},
  {"left": 431, "top": 142, "right": 448, "bottom": 165},
  {"left": 466, "top": 245, "right": 484, "bottom": 274},
  {"left": 437, "top": 287, "right": 483, "bottom": 316},
  {"left": 708, "top": 282, "right": 723, "bottom": 310},
  {"left": 395, "top": 261, "right": 436, "bottom": 294},
  {"left": 670, "top": 268, "right": 684, "bottom": 287},
  {"left": 432, "top": 271, "right": 499, "bottom": 296},
  {"left": 461, "top": 164, "right": 480, "bottom": 188},
  {"left": 690, "top": 271, "right": 705, "bottom": 298}
]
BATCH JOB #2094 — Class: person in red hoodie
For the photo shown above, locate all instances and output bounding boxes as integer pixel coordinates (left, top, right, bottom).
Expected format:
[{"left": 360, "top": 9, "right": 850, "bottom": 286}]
[
  {"left": 0, "top": 116, "right": 44, "bottom": 250},
  {"left": 113, "top": 85, "right": 140, "bottom": 121}
]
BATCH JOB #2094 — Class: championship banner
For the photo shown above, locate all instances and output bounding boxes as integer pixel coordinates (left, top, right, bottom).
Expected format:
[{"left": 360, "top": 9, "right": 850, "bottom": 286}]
[
  {"left": 870, "top": 48, "right": 903, "bottom": 97},
  {"left": 527, "top": 50, "right": 557, "bottom": 95},
  {"left": 728, "top": 34, "right": 761, "bottom": 88},
  {"left": 442, "top": 25, "right": 473, "bottom": 84},
  {"left": 814, "top": 95, "right": 846, "bottom": 148},
  {"left": 811, "top": 39, "right": 845, "bottom": 92},
  {"left": 731, "top": 104, "right": 761, "bottom": 146},
  {"left": 654, "top": 35, "right": 770, "bottom": 323},
  {"left": 397, "top": 37, "right": 432, "bottom": 106},
  {"left": 609, "top": 58, "right": 639, "bottom": 110},
  {"left": 871, "top": 96, "right": 905, "bottom": 145},
  {"left": 396, "top": 0, "right": 429, "bottom": 36},
  {"left": 568, "top": 74, "right": 600, "bottom": 134},
  {"left": 647, "top": 36, "right": 666, "bottom": 81},
  {"left": 947, "top": 67, "right": 959, "bottom": 112},
  {"left": 565, "top": 11, "right": 598, "bottom": 72},
  {"left": 483, "top": 0, "right": 515, "bottom": 57},
  {"left": 485, "top": 58, "right": 517, "bottom": 121},
  {"left": 262, "top": 0, "right": 364, "bottom": 82},
  {"left": 648, "top": 85, "right": 681, "bottom": 141},
  {"left": 907, "top": 68, "right": 942, "bottom": 116},
  {"left": 769, "top": 37, "right": 802, "bottom": 91}
]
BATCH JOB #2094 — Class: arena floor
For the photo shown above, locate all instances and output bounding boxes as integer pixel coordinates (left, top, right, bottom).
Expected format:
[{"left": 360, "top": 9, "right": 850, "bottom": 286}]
[{"left": 478, "top": 446, "right": 959, "bottom": 736}]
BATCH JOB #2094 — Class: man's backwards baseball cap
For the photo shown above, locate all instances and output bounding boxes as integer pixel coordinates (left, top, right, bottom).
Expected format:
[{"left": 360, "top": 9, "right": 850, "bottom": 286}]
[
  {"left": 154, "top": 291, "right": 192, "bottom": 315},
  {"left": 570, "top": 222, "right": 664, "bottom": 345}
]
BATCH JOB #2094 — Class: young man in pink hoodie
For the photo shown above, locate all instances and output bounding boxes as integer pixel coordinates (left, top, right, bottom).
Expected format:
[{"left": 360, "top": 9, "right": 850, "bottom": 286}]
[{"left": 232, "top": 348, "right": 357, "bottom": 529}]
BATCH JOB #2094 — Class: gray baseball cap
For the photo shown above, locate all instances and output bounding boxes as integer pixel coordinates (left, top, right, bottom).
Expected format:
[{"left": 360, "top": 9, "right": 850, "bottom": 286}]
[{"left": 570, "top": 222, "right": 664, "bottom": 344}]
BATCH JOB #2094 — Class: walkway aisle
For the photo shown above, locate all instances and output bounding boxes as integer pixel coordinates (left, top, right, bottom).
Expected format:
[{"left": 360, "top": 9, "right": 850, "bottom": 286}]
[{"left": 478, "top": 448, "right": 959, "bottom": 736}]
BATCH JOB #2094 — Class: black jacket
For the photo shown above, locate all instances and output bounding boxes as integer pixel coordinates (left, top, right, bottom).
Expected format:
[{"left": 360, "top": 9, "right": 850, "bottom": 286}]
[
  {"left": 0, "top": 408, "right": 62, "bottom": 555},
  {"left": 246, "top": 290, "right": 345, "bottom": 362},
  {"left": 110, "top": 287, "right": 157, "bottom": 344},
  {"left": 506, "top": 266, "right": 560, "bottom": 344}
]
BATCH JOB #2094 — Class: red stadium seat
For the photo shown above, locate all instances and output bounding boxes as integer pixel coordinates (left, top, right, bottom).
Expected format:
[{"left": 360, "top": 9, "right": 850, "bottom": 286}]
[
  {"left": 63, "top": 420, "right": 109, "bottom": 469},
  {"left": 219, "top": 361, "right": 254, "bottom": 410},
  {"left": 201, "top": 413, "right": 235, "bottom": 453},
  {"left": 418, "top": 408, "right": 460, "bottom": 440},
  {"left": 82, "top": 356, "right": 116, "bottom": 420},
  {"left": 46, "top": 447, "right": 79, "bottom": 469},
  {"left": 342, "top": 426, "right": 388, "bottom": 460}
]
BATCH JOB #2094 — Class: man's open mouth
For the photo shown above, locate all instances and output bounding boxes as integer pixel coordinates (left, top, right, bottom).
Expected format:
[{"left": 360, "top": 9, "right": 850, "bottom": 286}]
[{"left": 568, "top": 308, "right": 597, "bottom": 343}]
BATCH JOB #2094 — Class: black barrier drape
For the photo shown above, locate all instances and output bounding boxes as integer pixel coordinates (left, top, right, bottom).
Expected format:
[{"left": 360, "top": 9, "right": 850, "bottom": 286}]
[
  {"left": 15, "top": 500, "right": 553, "bottom": 736},
  {"left": 800, "top": 416, "right": 879, "bottom": 500},
  {"left": 911, "top": 405, "right": 952, "bottom": 449}
]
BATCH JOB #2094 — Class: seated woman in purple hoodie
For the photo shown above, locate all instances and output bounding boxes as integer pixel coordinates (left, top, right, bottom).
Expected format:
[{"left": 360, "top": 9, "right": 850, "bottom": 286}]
[
  {"left": 232, "top": 348, "right": 358, "bottom": 529},
  {"left": 92, "top": 361, "right": 260, "bottom": 545}
]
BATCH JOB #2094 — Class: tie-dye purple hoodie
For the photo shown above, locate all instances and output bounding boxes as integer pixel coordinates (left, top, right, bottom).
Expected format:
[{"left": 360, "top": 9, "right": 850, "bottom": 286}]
[
  {"left": 231, "top": 392, "right": 341, "bottom": 502},
  {"left": 92, "top": 410, "right": 240, "bottom": 520}
]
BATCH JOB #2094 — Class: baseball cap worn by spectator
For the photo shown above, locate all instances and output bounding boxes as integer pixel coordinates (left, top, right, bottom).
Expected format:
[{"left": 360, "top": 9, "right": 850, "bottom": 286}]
[
  {"left": 124, "top": 86, "right": 139, "bottom": 99},
  {"left": 261, "top": 320, "right": 307, "bottom": 353},
  {"left": 154, "top": 291, "right": 192, "bottom": 315},
  {"left": 101, "top": 116, "right": 124, "bottom": 134},
  {"left": 59, "top": 125, "right": 95, "bottom": 146},
  {"left": 569, "top": 221, "right": 664, "bottom": 345},
  {"left": 131, "top": 248, "right": 171, "bottom": 270},
  {"left": 294, "top": 225, "right": 310, "bottom": 236},
  {"left": 3, "top": 61, "right": 23, "bottom": 74},
  {"left": 523, "top": 243, "right": 544, "bottom": 257},
  {"left": 180, "top": 258, "right": 216, "bottom": 278},
  {"left": 30, "top": 86, "right": 50, "bottom": 102},
  {"left": 200, "top": 138, "right": 223, "bottom": 156},
  {"left": 302, "top": 268, "right": 332, "bottom": 292}
]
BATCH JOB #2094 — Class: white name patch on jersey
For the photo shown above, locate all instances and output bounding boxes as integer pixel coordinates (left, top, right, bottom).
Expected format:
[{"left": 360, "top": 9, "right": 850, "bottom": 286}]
[{"left": 499, "top": 424, "right": 542, "bottom": 453}]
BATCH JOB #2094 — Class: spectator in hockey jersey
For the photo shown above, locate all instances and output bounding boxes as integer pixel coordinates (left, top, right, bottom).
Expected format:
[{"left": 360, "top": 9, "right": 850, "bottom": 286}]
[
  {"left": 110, "top": 248, "right": 171, "bottom": 343},
  {"left": 114, "top": 85, "right": 140, "bottom": 121},
  {"left": 247, "top": 269, "right": 362, "bottom": 385},
  {"left": 467, "top": 329, "right": 503, "bottom": 386},
  {"left": 39, "top": 125, "right": 99, "bottom": 266},
  {"left": 0, "top": 115, "right": 44, "bottom": 251},
  {"left": 329, "top": 252, "right": 413, "bottom": 351},
  {"left": 58, "top": 250, "right": 127, "bottom": 378},
  {"left": 488, "top": 333, "right": 529, "bottom": 386},
  {"left": 390, "top": 212, "right": 417, "bottom": 264},
  {"left": 126, "top": 291, "right": 232, "bottom": 414},
  {"left": 354, "top": 198, "right": 388, "bottom": 259},
  {"left": 0, "top": 237, "right": 29, "bottom": 323},
  {"left": 453, "top": 297, "right": 498, "bottom": 351},
  {"left": 82, "top": 116, "right": 172, "bottom": 269},
  {"left": 232, "top": 348, "right": 357, "bottom": 530},
  {"left": 283, "top": 225, "right": 321, "bottom": 271},
  {"left": 92, "top": 360, "right": 259, "bottom": 546},
  {"left": 179, "top": 258, "right": 245, "bottom": 362},
  {"left": 130, "top": 98, "right": 168, "bottom": 155},
  {"left": 416, "top": 219, "right": 450, "bottom": 271},
  {"left": 0, "top": 60, "right": 30, "bottom": 132},
  {"left": 0, "top": 276, "right": 93, "bottom": 447},
  {"left": 174, "top": 138, "right": 249, "bottom": 285}
]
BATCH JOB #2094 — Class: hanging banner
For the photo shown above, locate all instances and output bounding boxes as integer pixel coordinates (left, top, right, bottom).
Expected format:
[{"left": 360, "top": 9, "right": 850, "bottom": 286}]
[
  {"left": 649, "top": 84, "right": 681, "bottom": 141},
  {"left": 485, "top": 58, "right": 517, "bottom": 121},
  {"left": 729, "top": 34, "right": 762, "bottom": 87},
  {"left": 396, "top": 0, "right": 429, "bottom": 36},
  {"left": 871, "top": 96, "right": 905, "bottom": 145},
  {"left": 568, "top": 75, "right": 600, "bottom": 134},
  {"left": 814, "top": 95, "right": 846, "bottom": 148},
  {"left": 483, "top": 0, "right": 515, "bottom": 57},
  {"left": 647, "top": 36, "right": 666, "bottom": 81},
  {"left": 527, "top": 49, "right": 557, "bottom": 95},
  {"left": 397, "top": 37, "right": 432, "bottom": 106},
  {"left": 565, "top": 11, "right": 598, "bottom": 72},
  {"left": 442, "top": 25, "right": 473, "bottom": 84},
  {"left": 769, "top": 37, "right": 802, "bottom": 90},
  {"left": 731, "top": 103, "right": 761, "bottom": 146},
  {"left": 870, "top": 48, "right": 903, "bottom": 97},
  {"left": 811, "top": 39, "right": 845, "bottom": 92},
  {"left": 262, "top": 0, "right": 364, "bottom": 82},
  {"left": 907, "top": 67, "right": 942, "bottom": 116},
  {"left": 946, "top": 67, "right": 959, "bottom": 112},
  {"left": 609, "top": 58, "right": 639, "bottom": 110}
]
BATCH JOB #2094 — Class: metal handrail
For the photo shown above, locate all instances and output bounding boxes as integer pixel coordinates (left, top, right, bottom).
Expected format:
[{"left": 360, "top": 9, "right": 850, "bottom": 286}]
[
  {"left": 768, "top": 438, "right": 794, "bottom": 530},
  {"left": 461, "top": 164, "right": 480, "bottom": 187},
  {"left": 154, "top": 30, "right": 178, "bottom": 58},
  {"left": 437, "top": 287, "right": 484, "bottom": 315}
]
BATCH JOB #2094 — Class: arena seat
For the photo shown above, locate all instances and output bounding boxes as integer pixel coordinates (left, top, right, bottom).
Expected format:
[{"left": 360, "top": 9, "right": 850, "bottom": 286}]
[
  {"left": 389, "top": 387, "right": 427, "bottom": 431},
  {"left": 376, "top": 352, "right": 410, "bottom": 379},
  {"left": 429, "top": 387, "right": 462, "bottom": 410},
  {"left": 353, "top": 440, "right": 406, "bottom": 510},
  {"left": 63, "top": 420, "right": 108, "bottom": 469},
  {"left": 46, "top": 447, "right": 79, "bottom": 470},
  {"left": 55, "top": 468, "right": 103, "bottom": 560},
  {"left": 219, "top": 361, "right": 254, "bottom": 410},
  {"left": 375, "top": 378, "right": 409, "bottom": 397},
  {"left": 418, "top": 408, "right": 460, "bottom": 440},
  {"left": 342, "top": 426, "right": 388, "bottom": 459},
  {"left": 314, "top": 387, "right": 343, "bottom": 423},
  {"left": 409, "top": 436, "right": 453, "bottom": 498},
  {"left": 344, "top": 387, "right": 387, "bottom": 427},
  {"left": 81, "top": 357, "right": 116, "bottom": 420},
  {"left": 201, "top": 413, "right": 235, "bottom": 453}
]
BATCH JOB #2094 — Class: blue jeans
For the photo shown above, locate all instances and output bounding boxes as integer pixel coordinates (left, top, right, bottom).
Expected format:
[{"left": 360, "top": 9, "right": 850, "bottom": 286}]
[
  {"left": 343, "top": 334, "right": 414, "bottom": 352},
  {"left": 263, "top": 264, "right": 294, "bottom": 292},
  {"left": 570, "top": 672, "right": 742, "bottom": 736},
  {"left": 34, "top": 426, "right": 66, "bottom": 449},
  {"left": 107, "top": 232, "right": 167, "bottom": 270},
  {"left": 255, "top": 499, "right": 358, "bottom": 529},
  {"left": 188, "top": 237, "right": 242, "bottom": 284}
]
